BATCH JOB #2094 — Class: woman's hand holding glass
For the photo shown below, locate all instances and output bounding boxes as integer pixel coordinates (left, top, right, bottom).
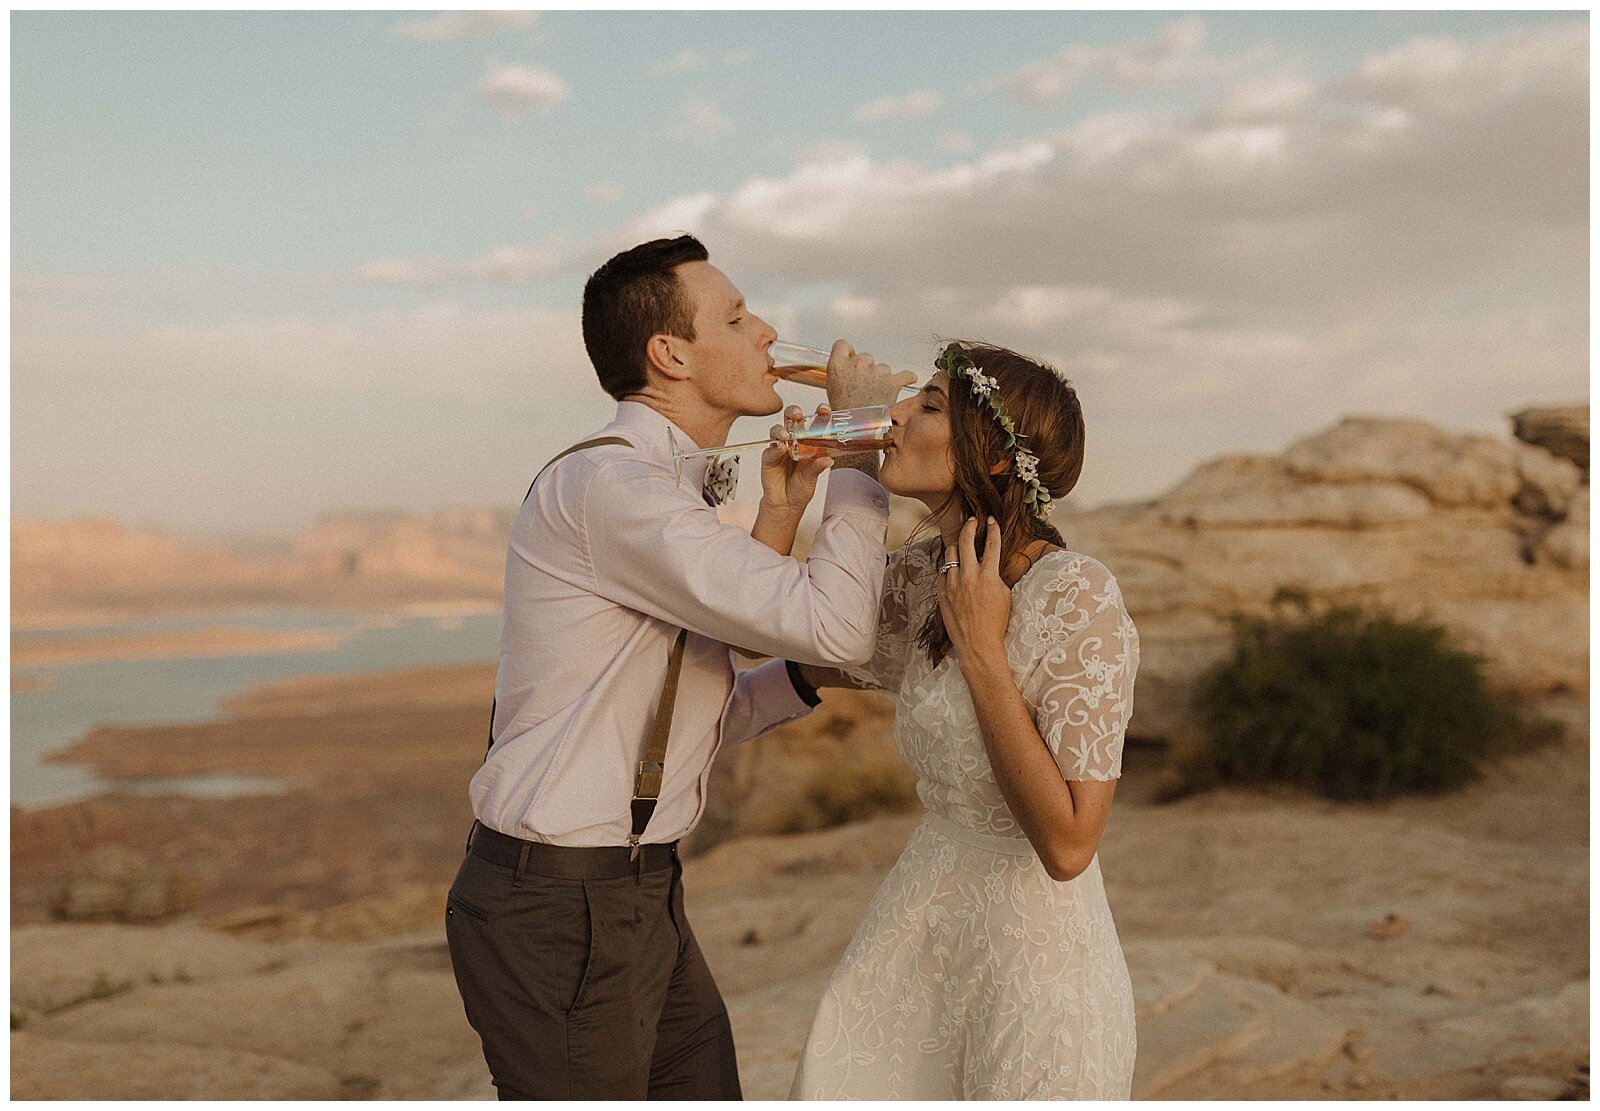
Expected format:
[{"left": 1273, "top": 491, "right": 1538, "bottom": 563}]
[{"left": 760, "top": 404, "right": 836, "bottom": 515}]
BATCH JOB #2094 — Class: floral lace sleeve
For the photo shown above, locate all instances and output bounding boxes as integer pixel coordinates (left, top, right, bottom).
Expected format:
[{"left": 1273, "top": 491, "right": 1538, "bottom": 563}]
[
  {"left": 1019, "top": 555, "right": 1140, "bottom": 781},
  {"left": 840, "top": 537, "right": 940, "bottom": 695}
]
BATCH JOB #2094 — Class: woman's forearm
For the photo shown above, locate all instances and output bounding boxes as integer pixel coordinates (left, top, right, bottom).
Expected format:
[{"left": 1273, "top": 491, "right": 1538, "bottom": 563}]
[
  {"left": 751, "top": 502, "right": 805, "bottom": 555},
  {"left": 959, "top": 652, "right": 1087, "bottom": 879}
]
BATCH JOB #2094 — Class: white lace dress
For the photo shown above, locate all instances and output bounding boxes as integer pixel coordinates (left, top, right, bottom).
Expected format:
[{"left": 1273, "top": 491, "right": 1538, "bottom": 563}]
[{"left": 789, "top": 538, "right": 1140, "bottom": 1100}]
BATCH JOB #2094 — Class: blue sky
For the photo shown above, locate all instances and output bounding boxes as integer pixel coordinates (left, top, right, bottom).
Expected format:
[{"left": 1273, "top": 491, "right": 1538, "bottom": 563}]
[{"left": 11, "top": 10, "right": 1590, "bottom": 532}]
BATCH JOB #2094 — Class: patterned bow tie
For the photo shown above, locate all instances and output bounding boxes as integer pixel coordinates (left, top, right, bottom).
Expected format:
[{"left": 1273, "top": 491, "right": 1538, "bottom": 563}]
[{"left": 702, "top": 455, "right": 739, "bottom": 506}]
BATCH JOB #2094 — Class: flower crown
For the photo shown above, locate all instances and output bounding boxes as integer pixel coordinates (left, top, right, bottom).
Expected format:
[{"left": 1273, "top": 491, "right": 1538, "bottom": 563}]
[{"left": 935, "top": 344, "right": 1052, "bottom": 519}]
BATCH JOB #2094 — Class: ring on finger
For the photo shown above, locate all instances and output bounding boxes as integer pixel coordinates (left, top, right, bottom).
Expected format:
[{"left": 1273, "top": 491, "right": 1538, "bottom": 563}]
[{"left": 939, "top": 561, "right": 960, "bottom": 573}]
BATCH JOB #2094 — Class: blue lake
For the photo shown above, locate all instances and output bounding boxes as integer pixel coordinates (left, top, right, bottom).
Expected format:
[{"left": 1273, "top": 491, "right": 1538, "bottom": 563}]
[{"left": 11, "top": 608, "right": 502, "bottom": 810}]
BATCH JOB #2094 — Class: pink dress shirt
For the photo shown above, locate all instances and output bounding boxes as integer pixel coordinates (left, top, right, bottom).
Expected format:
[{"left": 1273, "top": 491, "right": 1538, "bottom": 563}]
[{"left": 470, "top": 401, "right": 890, "bottom": 846}]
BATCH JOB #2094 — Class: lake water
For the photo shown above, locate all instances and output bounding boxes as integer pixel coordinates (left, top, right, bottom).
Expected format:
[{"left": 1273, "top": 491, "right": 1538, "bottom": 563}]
[{"left": 11, "top": 607, "right": 502, "bottom": 809}]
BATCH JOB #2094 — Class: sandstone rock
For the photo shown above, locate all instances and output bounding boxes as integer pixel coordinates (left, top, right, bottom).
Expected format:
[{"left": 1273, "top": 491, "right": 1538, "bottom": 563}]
[
  {"left": 1280, "top": 418, "right": 1524, "bottom": 509},
  {"left": 1536, "top": 488, "right": 1588, "bottom": 571},
  {"left": 1067, "top": 414, "right": 1591, "bottom": 738},
  {"left": 1511, "top": 440, "right": 1583, "bottom": 519},
  {"left": 1161, "top": 977, "right": 1350, "bottom": 1098},
  {"left": 50, "top": 846, "right": 197, "bottom": 924},
  {"left": 1154, "top": 456, "right": 1433, "bottom": 528},
  {"left": 205, "top": 884, "right": 450, "bottom": 943},
  {"left": 9, "top": 1031, "right": 346, "bottom": 1100},
  {"left": 34, "top": 941, "right": 483, "bottom": 1100},
  {"left": 10, "top": 923, "right": 289, "bottom": 1014},
  {"left": 1500, "top": 1074, "right": 1569, "bottom": 1100},
  {"left": 1511, "top": 406, "right": 1588, "bottom": 475}
]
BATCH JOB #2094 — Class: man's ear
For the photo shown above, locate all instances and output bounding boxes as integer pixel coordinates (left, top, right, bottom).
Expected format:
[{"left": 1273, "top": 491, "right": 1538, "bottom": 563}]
[{"left": 645, "top": 334, "right": 692, "bottom": 383}]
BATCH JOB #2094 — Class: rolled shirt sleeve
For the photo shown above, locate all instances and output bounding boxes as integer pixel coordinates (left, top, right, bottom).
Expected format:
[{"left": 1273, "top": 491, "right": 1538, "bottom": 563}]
[{"left": 720, "top": 656, "right": 818, "bottom": 748}]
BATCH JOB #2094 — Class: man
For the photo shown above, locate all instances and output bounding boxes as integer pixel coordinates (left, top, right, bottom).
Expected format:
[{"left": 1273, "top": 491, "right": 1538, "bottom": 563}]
[{"left": 445, "top": 234, "right": 913, "bottom": 1099}]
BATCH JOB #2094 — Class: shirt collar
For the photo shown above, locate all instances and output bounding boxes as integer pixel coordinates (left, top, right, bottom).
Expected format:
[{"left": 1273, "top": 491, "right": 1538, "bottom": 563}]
[{"left": 614, "top": 400, "right": 710, "bottom": 492}]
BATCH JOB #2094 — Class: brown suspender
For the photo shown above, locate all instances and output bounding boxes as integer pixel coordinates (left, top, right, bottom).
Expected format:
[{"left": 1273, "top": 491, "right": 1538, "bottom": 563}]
[
  {"left": 481, "top": 436, "right": 689, "bottom": 862},
  {"left": 631, "top": 624, "right": 688, "bottom": 861}
]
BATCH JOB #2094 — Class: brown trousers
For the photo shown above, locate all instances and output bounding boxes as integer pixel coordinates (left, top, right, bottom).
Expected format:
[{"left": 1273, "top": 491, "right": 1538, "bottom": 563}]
[{"left": 445, "top": 834, "right": 742, "bottom": 1100}]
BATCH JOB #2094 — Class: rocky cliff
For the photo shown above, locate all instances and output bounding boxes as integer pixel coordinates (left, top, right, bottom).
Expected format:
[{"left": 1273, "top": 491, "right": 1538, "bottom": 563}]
[{"left": 1066, "top": 407, "right": 1587, "bottom": 741}]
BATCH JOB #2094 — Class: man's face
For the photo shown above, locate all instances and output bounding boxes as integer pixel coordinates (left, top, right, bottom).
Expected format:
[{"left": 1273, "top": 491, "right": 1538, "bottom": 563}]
[{"left": 671, "top": 261, "right": 782, "bottom": 418}]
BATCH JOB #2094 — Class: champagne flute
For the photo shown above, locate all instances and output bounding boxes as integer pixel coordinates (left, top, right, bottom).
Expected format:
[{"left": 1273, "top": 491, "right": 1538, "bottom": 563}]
[
  {"left": 680, "top": 404, "right": 894, "bottom": 462},
  {"left": 772, "top": 340, "right": 917, "bottom": 395},
  {"left": 770, "top": 341, "right": 832, "bottom": 389}
]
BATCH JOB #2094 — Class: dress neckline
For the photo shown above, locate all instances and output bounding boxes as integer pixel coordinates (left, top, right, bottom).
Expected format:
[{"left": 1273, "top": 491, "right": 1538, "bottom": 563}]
[
  {"left": 1009, "top": 546, "right": 1073, "bottom": 592},
  {"left": 930, "top": 539, "right": 1073, "bottom": 593}
]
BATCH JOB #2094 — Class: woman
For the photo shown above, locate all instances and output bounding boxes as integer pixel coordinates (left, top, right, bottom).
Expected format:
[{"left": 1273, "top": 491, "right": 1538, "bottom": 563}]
[{"left": 786, "top": 342, "right": 1139, "bottom": 1100}]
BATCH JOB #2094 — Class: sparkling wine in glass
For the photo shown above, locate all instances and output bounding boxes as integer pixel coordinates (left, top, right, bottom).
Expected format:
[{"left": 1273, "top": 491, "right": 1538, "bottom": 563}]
[
  {"left": 783, "top": 404, "right": 894, "bottom": 461},
  {"left": 770, "top": 341, "right": 831, "bottom": 389},
  {"left": 771, "top": 340, "right": 917, "bottom": 395}
]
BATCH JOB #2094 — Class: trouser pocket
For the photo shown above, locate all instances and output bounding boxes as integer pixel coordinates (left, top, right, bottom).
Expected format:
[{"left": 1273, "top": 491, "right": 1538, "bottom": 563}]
[{"left": 445, "top": 891, "right": 490, "bottom": 922}]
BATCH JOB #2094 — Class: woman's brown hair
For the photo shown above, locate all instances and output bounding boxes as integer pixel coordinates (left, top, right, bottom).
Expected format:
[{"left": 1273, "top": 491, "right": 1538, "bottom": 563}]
[{"left": 914, "top": 341, "right": 1087, "bottom": 666}]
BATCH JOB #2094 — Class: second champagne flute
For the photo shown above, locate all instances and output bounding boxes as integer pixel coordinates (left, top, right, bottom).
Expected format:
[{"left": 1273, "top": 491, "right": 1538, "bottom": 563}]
[{"left": 771, "top": 341, "right": 917, "bottom": 395}]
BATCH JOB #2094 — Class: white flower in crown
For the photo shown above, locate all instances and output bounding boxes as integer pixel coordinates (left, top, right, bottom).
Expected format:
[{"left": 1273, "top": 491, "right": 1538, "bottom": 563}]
[
  {"left": 1015, "top": 449, "right": 1040, "bottom": 483},
  {"left": 967, "top": 368, "right": 997, "bottom": 396}
]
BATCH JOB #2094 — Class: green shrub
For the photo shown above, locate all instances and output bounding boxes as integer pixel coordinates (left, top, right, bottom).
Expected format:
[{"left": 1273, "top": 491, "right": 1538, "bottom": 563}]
[{"left": 1167, "top": 592, "right": 1561, "bottom": 802}]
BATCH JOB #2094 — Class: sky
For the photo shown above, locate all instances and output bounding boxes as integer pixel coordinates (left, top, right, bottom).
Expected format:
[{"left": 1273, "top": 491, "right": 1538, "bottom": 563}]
[{"left": 10, "top": 10, "right": 1590, "bottom": 534}]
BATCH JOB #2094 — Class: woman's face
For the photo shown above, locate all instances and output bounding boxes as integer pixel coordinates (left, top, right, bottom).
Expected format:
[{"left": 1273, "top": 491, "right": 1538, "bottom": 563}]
[{"left": 879, "top": 370, "right": 956, "bottom": 508}]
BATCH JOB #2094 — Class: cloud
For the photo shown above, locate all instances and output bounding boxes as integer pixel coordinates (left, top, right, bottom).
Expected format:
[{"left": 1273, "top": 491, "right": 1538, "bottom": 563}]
[
  {"left": 855, "top": 89, "right": 941, "bottom": 122},
  {"left": 651, "top": 46, "right": 757, "bottom": 75},
  {"left": 618, "top": 21, "right": 1586, "bottom": 506},
  {"left": 355, "top": 237, "right": 570, "bottom": 289},
  {"left": 829, "top": 293, "right": 880, "bottom": 322},
  {"left": 794, "top": 140, "right": 869, "bottom": 167},
  {"left": 655, "top": 48, "right": 711, "bottom": 74},
  {"left": 479, "top": 65, "right": 569, "bottom": 116},
  {"left": 391, "top": 11, "right": 538, "bottom": 43},
  {"left": 684, "top": 98, "right": 734, "bottom": 144},
  {"left": 1000, "top": 16, "right": 1272, "bottom": 107},
  {"left": 585, "top": 181, "right": 622, "bottom": 204}
]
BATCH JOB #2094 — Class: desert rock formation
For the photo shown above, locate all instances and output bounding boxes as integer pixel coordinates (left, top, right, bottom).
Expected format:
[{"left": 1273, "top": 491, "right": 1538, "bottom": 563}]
[{"left": 1064, "top": 408, "right": 1587, "bottom": 741}]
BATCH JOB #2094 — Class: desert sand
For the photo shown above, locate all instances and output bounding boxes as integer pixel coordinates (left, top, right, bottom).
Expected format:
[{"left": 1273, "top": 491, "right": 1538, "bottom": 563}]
[{"left": 10, "top": 660, "right": 1588, "bottom": 1100}]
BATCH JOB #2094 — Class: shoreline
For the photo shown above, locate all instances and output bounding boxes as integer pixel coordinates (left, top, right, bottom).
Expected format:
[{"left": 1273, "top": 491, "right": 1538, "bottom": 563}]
[
  {"left": 10, "top": 596, "right": 502, "bottom": 635},
  {"left": 9, "top": 609, "right": 505, "bottom": 812},
  {"left": 11, "top": 626, "right": 355, "bottom": 670}
]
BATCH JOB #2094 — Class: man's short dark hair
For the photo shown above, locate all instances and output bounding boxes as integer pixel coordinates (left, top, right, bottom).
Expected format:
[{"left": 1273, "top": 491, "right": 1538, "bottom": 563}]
[{"left": 581, "top": 234, "right": 710, "bottom": 400}]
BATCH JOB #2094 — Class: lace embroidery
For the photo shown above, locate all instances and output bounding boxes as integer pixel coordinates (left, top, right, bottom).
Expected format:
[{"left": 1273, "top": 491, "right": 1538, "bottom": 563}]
[{"left": 792, "top": 546, "right": 1141, "bottom": 1098}]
